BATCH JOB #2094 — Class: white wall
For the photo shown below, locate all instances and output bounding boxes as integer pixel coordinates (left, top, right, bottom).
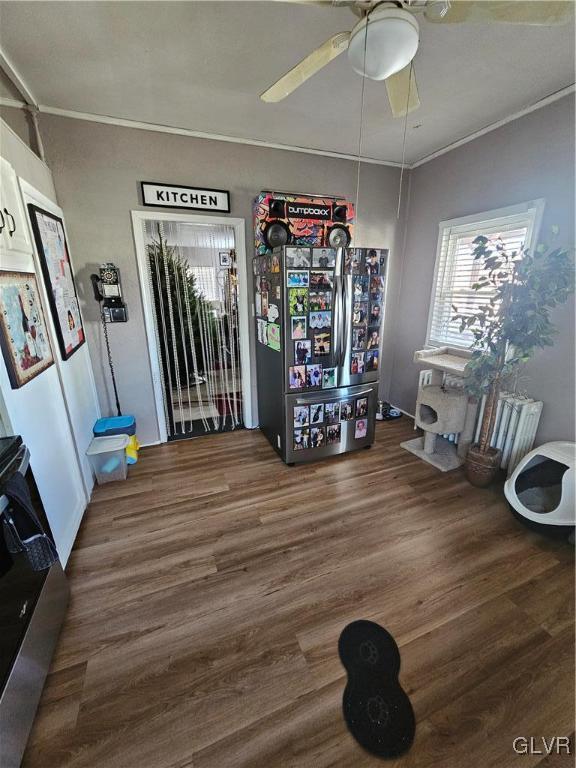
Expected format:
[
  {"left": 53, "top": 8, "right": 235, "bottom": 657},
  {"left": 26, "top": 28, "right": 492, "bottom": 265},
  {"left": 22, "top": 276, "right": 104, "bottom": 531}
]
[{"left": 0, "top": 117, "right": 99, "bottom": 564}]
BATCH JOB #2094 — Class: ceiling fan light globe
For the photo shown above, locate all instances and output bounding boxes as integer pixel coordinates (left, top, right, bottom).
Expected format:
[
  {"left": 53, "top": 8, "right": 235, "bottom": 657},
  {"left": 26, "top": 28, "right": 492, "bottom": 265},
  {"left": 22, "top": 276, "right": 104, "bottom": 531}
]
[{"left": 347, "top": 7, "right": 419, "bottom": 81}]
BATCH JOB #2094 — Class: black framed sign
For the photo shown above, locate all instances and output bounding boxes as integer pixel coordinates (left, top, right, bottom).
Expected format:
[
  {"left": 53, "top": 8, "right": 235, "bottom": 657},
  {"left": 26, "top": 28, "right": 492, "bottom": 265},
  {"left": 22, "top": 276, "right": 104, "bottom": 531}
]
[
  {"left": 141, "top": 181, "right": 230, "bottom": 212},
  {"left": 27, "top": 204, "right": 86, "bottom": 360}
]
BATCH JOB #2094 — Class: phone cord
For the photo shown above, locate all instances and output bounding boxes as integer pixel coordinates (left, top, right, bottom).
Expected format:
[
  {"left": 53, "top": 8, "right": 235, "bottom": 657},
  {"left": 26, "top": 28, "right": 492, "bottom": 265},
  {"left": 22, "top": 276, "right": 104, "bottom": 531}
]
[{"left": 99, "top": 303, "right": 122, "bottom": 416}]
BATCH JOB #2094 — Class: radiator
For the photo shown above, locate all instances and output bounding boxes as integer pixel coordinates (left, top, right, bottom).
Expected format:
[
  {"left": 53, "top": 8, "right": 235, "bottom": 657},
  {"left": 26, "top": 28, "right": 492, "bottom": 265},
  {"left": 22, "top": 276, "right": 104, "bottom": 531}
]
[
  {"left": 475, "top": 392, "right": 543, "bottom": 474},
  {"left": 418, "top": 370, "right": 543, "bottom": 474}
]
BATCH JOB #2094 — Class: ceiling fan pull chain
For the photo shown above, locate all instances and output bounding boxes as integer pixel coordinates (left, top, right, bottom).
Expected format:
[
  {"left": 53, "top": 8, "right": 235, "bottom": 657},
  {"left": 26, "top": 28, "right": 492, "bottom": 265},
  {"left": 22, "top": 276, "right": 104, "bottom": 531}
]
[
  {"left": 396, "top": 59, "right": 413, "bottom": 220},
  {"left": 354, "top": 10, "right": 370, "bottom": 245}
]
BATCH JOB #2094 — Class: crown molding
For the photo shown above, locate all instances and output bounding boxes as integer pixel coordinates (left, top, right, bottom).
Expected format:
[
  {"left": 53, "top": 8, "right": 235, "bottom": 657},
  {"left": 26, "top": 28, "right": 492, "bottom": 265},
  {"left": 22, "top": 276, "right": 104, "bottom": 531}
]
[
  {"left": 25, "top": 103, "right": 404, "bottom": 168},
  {"left": 0, "top": 97, "right": 26, "bottom": 110},
  {"left": 0, "top": 47, "right": 38, "bottom": 107},
  {"left": 1, "top": 83, "right": 574, "bottom": 170},
  {"left": 410, "top": 83, "right": 576, "bottom": 168}
]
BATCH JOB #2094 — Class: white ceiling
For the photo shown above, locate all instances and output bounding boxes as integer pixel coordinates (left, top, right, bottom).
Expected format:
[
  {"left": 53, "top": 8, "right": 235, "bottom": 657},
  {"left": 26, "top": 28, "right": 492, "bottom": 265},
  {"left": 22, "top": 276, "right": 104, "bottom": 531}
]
[{"left": 0, "top": 1, "right": 574, "bottom": 164}]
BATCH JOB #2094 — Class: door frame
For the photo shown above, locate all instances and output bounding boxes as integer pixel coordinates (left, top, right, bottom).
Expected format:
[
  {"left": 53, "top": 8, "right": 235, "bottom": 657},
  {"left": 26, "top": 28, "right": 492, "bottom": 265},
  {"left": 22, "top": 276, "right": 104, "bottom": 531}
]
[{"left": 131, "top": 209, "right": 254, "bottom": 443}]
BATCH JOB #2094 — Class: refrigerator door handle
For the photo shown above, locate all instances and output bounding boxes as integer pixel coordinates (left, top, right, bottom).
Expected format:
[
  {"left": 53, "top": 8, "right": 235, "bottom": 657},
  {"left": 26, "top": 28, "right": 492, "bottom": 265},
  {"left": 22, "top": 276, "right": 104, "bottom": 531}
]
[
  {"left": 296, "top": 395, "right": 334, "bottom": 405},
  {"left": 339, "top": 275, "right": 350, "bottom": 367},
  {"left": 344, "top": 387, "right": 374, "bottom": 398},
  {"left": 295, "top": 386, "right": 374, "bottom": 405},
  {"left": 333, "top": 275, "right": 342, "bottom": 365}
]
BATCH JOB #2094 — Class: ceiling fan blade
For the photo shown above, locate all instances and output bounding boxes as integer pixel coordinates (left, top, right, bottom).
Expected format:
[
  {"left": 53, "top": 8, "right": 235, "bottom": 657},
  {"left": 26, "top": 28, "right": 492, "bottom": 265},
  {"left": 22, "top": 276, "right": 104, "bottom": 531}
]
[
  {"left": 268, "top": 1, "right": 360, "bottom": 7},
  {"left": 385, "top": 65, "right": 420, "bottom": 118},
  {"left": 425, "top": 1, "right": 573, "bottom": 25},
  {"left": 260, "top": 32, "right": 351, "bottom": 102}
]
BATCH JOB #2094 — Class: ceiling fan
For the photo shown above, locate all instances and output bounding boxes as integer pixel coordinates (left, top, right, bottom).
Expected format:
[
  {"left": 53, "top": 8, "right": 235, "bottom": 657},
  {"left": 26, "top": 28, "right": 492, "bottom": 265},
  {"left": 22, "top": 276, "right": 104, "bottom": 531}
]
[{"left": 261, "top": 1, "right": 573, "bottom": 118}]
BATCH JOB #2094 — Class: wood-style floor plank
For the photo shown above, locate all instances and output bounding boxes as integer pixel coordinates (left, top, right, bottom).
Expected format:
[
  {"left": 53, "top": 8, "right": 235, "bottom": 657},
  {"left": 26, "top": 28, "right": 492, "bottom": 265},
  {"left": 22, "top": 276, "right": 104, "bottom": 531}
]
[{"left": 22, "top": 420, "right": 574, "bottom": 768}]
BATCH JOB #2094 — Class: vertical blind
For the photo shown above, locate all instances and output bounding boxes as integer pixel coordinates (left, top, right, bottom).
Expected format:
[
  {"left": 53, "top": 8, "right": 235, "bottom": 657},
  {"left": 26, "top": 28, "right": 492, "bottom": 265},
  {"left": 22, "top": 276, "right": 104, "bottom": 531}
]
[{"left": 427, "top": 206, "right": 540, "bottom": 349}]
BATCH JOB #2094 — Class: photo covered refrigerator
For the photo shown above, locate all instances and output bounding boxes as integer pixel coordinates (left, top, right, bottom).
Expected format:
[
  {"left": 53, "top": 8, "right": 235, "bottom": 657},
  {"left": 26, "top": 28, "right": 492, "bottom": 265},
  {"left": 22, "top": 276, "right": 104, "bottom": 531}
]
[{"left": 254, "top": 246, "right": 388, "bottom": 463}]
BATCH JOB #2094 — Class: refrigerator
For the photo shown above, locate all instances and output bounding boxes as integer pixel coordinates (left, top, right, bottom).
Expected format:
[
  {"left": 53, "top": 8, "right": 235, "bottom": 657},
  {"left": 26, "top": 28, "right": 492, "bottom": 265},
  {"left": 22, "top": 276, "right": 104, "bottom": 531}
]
[{"left": 254, "top": 246, "right": 388, "bottom": 464}]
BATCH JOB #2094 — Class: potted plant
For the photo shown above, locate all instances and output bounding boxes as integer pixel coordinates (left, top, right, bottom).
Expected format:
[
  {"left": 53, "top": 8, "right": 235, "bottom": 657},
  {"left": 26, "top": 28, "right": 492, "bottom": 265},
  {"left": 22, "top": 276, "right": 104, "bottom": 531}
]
[{"left": 453, "top": 228, "right": 574, "bottom": 487}]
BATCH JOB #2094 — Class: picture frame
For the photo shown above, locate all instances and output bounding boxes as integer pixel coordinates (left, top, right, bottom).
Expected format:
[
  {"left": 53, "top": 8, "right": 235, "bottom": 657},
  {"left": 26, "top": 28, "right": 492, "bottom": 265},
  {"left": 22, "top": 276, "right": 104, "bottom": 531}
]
[
  {"left": 312, "top": 248, "right": 336, "bottom": 268},
  {"left": 310, "top": 402, "right": 324, "bottom": 425},
  {"left": 293, "top": 405, "right": 309, "bottom": 428},
  {"left": 294, "top": 428, "right": 310, "bottom": 450},
  {"left": 309, "top": 311, "right": 331, "bottom": 329},
  {"left": 313, "top": 331, "right": 331, "bottom": 356},
  {"left": 294, "top": 339, "right": 312, "bottom": 364},
  {"left": 27, "top": 204, "right": 85, "bottom": 360},
  {"left": 0, "top": 271, "right": 54, "bottom": 388},
  {"left": 287, "top": 270, "right": 309, "bottom": 288},
  {"left": 289, "top": 365, "right": 306, "bottom": 390},
  {"left": 291, "top": 316, "right": 307, "bottom": 340},
  {"left": 288, "top": 287, "right": 308, "bottom": 316},
  {"left": 326, "top": 422, "right": 341, "bottom": 444},
  {"left": 306, "top": 364, "right": 322, "bottom": 388},
  {"left": 286, "top": 247, "right": 311, "bottom": 269},
  {"left": 219, "top": 251, "right": 232, "bottom": 267}
]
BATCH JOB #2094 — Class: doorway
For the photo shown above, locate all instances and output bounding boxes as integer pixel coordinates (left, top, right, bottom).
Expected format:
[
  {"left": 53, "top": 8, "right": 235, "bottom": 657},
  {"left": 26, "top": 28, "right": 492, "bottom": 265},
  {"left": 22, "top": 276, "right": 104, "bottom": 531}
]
[{"left": 132, "top": 211, "right": 252, "bottom": 442}]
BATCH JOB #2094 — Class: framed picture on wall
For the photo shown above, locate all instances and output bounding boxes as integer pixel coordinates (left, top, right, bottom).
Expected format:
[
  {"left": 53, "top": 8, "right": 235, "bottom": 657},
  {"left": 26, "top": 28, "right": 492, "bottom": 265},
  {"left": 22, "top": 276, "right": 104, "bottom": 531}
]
[
  {"left": 27, "top": 204, "right": 86, "bottom": 360},
  {"left": 219, "top": 251, "right": 232, "bottom": 267},
  {"left": 0, "top": 271, "right": 54, "bottom": 388}
]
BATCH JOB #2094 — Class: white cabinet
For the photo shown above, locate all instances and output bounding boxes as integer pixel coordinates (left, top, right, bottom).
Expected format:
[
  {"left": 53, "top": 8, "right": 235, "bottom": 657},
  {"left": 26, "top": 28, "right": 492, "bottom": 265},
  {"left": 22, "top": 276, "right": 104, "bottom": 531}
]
[{"left": 0, "top": 156, "right": 33, "bottom": 266}]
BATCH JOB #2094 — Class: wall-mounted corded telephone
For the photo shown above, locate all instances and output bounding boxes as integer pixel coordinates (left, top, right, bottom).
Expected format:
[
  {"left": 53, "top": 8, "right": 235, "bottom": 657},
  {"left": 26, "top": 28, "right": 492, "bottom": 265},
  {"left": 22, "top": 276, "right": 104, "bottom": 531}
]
[
  {"left": 90, "top": 263, "right": 128, "bottom": 322},
  {"left": 90, "top": 263, "right": 125, "bottom": 416}
]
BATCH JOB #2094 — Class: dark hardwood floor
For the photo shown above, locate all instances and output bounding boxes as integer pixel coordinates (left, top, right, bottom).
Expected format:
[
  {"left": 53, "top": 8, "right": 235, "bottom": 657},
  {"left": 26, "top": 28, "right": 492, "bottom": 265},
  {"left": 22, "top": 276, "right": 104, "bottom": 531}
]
[{"left": 23, "top": 419, "right": 574, "bottom": 767}]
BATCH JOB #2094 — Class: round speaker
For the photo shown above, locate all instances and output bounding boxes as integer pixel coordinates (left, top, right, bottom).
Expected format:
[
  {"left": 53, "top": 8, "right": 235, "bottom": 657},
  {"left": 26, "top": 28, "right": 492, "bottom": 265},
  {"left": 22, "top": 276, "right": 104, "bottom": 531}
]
[
  {"left": 264, "top": 220, "right": 290, "bottom": 249},
  {"left": 269, "top": 199, "right": 285, "bottom": 218},
  {"left": 327, "top": 225, "right": 351, "bottom": 248},
  {"left": 332, "top": 204, "right": 348, "bottom": 223}
]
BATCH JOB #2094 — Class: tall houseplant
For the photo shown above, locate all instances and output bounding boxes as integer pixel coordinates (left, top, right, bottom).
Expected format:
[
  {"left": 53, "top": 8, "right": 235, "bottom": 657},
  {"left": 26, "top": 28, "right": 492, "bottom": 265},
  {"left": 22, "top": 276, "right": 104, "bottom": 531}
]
[{"left": 453, "top": 229, "right": 574, "bottom": 486}]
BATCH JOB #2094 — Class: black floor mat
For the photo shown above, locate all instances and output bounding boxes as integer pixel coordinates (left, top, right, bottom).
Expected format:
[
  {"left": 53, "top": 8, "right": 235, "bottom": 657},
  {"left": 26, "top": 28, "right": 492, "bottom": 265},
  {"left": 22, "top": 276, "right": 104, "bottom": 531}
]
[{"left": 339, "top": 620, "right": 415, "bottom": 759}]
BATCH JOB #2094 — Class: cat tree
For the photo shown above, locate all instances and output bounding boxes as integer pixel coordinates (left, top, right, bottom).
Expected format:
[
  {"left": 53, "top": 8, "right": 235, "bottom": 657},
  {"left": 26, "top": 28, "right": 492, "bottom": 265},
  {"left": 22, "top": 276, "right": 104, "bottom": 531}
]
[{"left": 401, "top": 347, "right": 477, "bottom": 471}]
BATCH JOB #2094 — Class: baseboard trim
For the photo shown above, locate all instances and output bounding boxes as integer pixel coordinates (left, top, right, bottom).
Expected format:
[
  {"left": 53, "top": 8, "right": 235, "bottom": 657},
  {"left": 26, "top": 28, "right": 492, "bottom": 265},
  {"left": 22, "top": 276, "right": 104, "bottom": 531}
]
[{"left": 58, "top": 499, "right": 86, "bottom": 568}]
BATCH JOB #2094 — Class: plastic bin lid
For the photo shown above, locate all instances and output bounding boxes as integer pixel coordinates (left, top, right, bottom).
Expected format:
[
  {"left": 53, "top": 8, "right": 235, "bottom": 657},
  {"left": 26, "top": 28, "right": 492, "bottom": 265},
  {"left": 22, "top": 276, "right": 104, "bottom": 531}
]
[
  {"left": 86, "top": 435, "right": 130, "bottom": 455},
  {"left": 94, "top": 416, "right": 136, "bottom": 433}
]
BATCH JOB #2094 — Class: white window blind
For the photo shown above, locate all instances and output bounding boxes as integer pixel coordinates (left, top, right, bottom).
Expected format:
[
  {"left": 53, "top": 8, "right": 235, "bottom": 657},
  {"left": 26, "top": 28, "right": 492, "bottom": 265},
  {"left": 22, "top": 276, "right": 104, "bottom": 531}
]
[{"left": 427, "top": 202, "right": 542, "bottom": 349}]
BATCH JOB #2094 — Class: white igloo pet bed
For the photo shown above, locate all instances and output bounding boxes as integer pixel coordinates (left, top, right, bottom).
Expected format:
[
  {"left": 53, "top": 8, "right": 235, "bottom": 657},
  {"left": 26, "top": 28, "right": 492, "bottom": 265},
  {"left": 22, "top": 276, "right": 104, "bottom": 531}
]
[{"left": 504, "top": 441, "right": 575, "bottom": 534}]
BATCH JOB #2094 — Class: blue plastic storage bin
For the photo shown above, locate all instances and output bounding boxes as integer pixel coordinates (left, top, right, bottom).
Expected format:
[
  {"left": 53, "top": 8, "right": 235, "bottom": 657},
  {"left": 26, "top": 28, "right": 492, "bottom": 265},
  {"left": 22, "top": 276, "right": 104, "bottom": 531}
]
[{"left": 93, "top": 415, "right": 136, "bottom": 437}]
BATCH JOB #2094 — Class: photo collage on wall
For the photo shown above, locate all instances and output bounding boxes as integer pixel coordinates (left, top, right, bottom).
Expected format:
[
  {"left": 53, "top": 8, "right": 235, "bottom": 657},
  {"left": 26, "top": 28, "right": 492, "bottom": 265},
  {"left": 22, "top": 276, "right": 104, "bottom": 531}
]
[
  {"left": 287, "top": 247, "right": 336, "bottom": 392},
  {"left": 348, "top": 248, "right": 387, "bottom": 376},
  {"left": 254, "top": 252, "right": 282, "bottom": 352},
  {"left": 293, "top": 394, "right": 370, "bottom": 451}
]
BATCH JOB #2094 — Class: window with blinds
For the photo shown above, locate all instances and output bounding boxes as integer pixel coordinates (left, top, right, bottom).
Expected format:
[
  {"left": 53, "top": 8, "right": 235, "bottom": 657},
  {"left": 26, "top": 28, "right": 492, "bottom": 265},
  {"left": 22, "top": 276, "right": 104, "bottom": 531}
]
[{"left": 426, "top": 201, "right": 543, "bottom": 349}]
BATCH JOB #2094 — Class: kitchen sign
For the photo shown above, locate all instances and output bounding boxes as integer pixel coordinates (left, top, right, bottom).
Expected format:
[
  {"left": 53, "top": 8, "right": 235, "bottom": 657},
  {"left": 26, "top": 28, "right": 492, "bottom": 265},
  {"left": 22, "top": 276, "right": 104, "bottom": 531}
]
[{"left": 141, "top": 182, "right": 230, "bottom": 213}]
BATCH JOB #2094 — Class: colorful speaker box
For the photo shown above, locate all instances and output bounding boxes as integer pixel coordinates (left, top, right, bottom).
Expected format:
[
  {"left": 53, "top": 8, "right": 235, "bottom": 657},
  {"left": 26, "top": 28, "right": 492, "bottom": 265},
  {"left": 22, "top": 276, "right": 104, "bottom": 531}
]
[{"left": 254, "top": 191, "right": 355, "bottom": 254}]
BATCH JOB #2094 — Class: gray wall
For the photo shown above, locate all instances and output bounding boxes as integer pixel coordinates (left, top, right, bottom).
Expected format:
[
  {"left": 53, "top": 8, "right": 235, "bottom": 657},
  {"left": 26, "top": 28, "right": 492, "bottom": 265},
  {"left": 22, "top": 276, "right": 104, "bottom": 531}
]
[
  {"left": 30, "top": 113, "right": 405, "bottom": 444},
  {"left": 4, "top": 95, "right": 572, "bottom": 446},
  {"left": 388, "top": 94, "right": 575, "bottom": 443}
]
